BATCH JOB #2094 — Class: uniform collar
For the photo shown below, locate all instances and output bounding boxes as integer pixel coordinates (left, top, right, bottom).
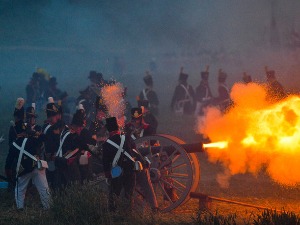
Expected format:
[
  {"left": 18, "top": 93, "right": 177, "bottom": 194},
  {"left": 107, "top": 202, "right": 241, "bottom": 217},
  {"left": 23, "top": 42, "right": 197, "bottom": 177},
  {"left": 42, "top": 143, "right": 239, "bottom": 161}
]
[{"left": 109, "top": 130, "right": 120, "bottom": 137}]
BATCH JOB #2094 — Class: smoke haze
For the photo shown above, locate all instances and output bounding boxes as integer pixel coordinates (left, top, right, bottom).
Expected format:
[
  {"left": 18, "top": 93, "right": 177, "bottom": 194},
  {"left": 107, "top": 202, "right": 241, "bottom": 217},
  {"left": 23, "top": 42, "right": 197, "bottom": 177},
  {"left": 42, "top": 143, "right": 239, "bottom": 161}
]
[
  {"left": 197, "top": 83, "right": 300, "bottom": 186},
  {"left": 1, "top": 1, "right": 300, "bottom": 98}
]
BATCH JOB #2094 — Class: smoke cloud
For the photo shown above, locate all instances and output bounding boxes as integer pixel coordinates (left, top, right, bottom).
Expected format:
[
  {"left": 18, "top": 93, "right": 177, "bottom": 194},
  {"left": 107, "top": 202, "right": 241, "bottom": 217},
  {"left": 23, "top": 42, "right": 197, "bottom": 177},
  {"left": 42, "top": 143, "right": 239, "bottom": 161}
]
[{"left": 197, "top": 83, "right": 300, "bottom": 187}]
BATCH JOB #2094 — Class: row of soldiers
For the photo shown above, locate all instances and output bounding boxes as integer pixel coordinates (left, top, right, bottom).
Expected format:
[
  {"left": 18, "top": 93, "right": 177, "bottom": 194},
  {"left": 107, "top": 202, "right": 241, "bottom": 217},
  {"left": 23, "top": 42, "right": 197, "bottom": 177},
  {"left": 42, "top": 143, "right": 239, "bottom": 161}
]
[
  {"left": 170, "top": 66, "right": 286, "bottom": 116},
  {"left": 4, "top": 92, "right": 162, "bottom": 212}
]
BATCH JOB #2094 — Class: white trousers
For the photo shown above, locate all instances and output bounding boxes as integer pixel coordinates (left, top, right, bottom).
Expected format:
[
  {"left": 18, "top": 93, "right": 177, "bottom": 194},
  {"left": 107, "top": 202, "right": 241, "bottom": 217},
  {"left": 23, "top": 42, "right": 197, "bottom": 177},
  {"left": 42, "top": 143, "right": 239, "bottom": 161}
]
[{"left": 15, "top": 168, "right": 51, "bottom": 209}]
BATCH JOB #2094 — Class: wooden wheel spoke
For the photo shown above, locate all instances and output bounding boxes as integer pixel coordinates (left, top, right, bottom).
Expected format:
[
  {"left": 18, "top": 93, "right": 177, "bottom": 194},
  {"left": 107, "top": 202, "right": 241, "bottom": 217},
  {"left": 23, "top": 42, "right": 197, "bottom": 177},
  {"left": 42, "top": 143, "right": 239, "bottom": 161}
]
[
  {"left": 158, "top": 181, "right": 173, "bottom": 203},
  {"left": 171, "top": 178, "right": 187, "bottom": 189},
  {"left": 171, "top": 154, "right": 180, "bottom": 164},
  {"left": 167, "top": 162, "right": 187, "bottom": 171},
  {"left": 158, "top": 148, "right": 178, "bottom": 170},
  {"left": 167, "top": 173, "right": 189, "bottom": 179},
  {"left": 160, "top": 178, "right": 184, "bottom": 193}
]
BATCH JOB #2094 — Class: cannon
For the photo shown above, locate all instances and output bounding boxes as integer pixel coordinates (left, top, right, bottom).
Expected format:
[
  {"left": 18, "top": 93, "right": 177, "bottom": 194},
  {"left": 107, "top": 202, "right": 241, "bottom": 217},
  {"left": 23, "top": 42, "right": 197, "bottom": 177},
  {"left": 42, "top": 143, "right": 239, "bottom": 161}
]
[{"left": 134, "top": 134, "right": 204, "bottom": 212}]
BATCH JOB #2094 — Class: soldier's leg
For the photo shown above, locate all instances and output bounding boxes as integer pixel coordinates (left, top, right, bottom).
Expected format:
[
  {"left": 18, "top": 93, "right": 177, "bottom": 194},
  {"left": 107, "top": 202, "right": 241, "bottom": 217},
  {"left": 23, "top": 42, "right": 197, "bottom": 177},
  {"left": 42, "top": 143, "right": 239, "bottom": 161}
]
[
  {"left": 109, "top": 176, "right": 123, "bottom": 211},
  {"left": 15, "top": 172, "right": 33, "bottom": 209},
  {"left": 32, "top": 168, "right": 51, "bottom": 209},
  {"left": 123, "top": 172, "right": 136, "bottom": 210}
]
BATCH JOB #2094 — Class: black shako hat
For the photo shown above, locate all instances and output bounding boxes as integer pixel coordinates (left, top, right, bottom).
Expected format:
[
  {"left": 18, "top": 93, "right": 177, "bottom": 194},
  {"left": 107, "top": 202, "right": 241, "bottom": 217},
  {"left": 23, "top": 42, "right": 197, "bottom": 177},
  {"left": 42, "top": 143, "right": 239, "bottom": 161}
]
[
  {"left": 46, "top": 97, "right": 59, "bottom": 118},
  {"left": 26, "top": 106, "right": 38, "bottom": 118},
  {"left": 143, "top": 73, "right": 153, "bottom": 86},
  {"left": 71, "top": 111, "right": 85, "bottom": 127},
  {"left": 179, "top": 72, "right": 188, "bottom": 81},
  {"left": 105, "top": 117, "right": 119, "bottom": 132},
  {"left": 218, "top": 70, "right": 227, "bottom": 83},
  {"left": 201, "top": 71, "right": 209, "bottom": 80}
]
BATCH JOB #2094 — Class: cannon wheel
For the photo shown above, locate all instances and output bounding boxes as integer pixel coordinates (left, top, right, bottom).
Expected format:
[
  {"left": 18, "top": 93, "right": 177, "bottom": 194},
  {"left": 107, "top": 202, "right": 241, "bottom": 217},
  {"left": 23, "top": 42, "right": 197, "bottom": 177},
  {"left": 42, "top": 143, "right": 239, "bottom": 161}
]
[{"left": 134, "top": 134, "right": 200, "bottom": 212}]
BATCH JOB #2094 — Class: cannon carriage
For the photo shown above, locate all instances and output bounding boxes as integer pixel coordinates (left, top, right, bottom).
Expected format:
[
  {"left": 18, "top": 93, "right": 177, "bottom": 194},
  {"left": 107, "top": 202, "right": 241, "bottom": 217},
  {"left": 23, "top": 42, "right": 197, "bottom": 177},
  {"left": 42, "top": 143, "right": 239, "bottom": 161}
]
[{"left": 134, "top": 134, "right": 203, "bottom": 212}]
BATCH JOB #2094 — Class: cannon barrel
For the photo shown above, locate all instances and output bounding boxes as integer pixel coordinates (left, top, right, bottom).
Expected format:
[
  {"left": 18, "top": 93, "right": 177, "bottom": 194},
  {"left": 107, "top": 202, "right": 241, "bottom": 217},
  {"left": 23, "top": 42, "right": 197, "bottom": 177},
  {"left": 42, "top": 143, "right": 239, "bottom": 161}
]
[{"left": 138, "top": 142, "right": 204, "bottom": 156}]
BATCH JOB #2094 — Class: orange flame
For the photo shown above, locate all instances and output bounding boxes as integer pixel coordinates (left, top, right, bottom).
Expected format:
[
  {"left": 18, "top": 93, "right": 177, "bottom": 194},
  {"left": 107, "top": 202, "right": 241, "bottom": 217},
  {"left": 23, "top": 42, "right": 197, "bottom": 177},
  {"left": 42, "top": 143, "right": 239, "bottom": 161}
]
[
  {"left": 101, "top": 82, "right": 126, "bottom": 127},
  {"left": 197, "top": 82, "right": 300, "bottom": 186},
  {"left": 203, "top": 142, "right": 228, "bottom": 149}
]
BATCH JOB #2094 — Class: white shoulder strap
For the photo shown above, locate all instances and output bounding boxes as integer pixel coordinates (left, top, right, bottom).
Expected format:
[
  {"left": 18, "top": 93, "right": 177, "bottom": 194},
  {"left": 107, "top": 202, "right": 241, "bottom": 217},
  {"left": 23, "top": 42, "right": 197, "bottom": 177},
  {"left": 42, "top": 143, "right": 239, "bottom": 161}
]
[
  {"left": 43, "top": 124, "right": 51, "bottom": 134},
  {"left": 13, "top": 138, "right": 38, "bottom": 177},
  {"left": 142, "top": 89, "right": 148, "bottom": 100},
  {"left": 107, "top": 135, "right": 135, "bottom": 166},
  {"left": 140, "top": 129, "right": 144, "bottom": 137},
  {"left": 56, "top": 131, "right": 71, "bottom": 157},
  {"left": 131, "top": 134, "right": 136, "bottom": 140},
  {"left": 180, "top": 84, "right": 191, "bottom": 99},
  {"left": 111, "top": 135, "right": 125, "bottom": 167}
]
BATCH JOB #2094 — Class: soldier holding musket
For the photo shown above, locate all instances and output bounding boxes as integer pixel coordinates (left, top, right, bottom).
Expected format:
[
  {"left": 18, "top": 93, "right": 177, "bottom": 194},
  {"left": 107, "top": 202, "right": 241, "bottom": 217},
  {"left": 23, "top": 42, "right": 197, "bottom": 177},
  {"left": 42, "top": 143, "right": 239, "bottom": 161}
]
[
  {"left": 6, "top": 98, "right": 27, "bottom": 189},
  {"left": 170, "top": 67, "right": 195, "bottom": 115},
  {"left": 5, "top": 109, "right": 51, "bottom": 210}
]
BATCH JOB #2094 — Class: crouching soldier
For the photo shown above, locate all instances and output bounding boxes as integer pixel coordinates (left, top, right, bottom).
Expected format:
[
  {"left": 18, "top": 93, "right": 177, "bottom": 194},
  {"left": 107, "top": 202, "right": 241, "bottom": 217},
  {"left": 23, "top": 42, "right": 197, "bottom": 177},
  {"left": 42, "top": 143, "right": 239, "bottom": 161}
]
[
  {"left": 5, "top": 128, "right": 51, "bottom": 210},
  {"left": 102, "top": 117, "right": 140, "bottom": 212}
]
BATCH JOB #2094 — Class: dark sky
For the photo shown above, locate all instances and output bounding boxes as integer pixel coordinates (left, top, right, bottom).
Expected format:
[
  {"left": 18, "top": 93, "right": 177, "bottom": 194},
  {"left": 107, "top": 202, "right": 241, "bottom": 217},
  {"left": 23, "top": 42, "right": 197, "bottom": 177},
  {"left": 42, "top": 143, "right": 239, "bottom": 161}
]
[{"left": 0, "top": 0, "right": 300, "bottom": 101}]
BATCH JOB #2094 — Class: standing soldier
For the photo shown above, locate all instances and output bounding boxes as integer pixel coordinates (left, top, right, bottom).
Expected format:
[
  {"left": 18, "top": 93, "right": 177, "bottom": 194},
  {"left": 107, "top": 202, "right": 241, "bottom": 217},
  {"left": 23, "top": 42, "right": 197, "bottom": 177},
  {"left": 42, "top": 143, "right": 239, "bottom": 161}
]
[
  {"left": 195, "top": 66, "right": 213, "bottom": 116},
  {"left": 9, "top": 98, "right": 26, "bottom": 146},
  {"left": 6, "top": 98, "right": 26, "bottom": 189},
  {"left": 264, "top": 67, "right": 286, "bottom": 103},
  {"left": 137, "top": 72, "right": 159, "bottom": 116},
  {"left": 138, "top": 100, "right": 158, "bottom": 134},
  {"left": 170, "top": 67, "right": 195, "bottom": 115},
  {"left": 214, "top": 69, "right": 231, "bottom": 113},
  {"left": 43, "top": 97, "right": 60, "bottom": 188},
  {"left": 102, "top": 117, "right": 138, "bottom": 212},
  {"left": 73, "top": 105, "right": 97, "bottom": 183},
  {"left": 124, "top": 108, "right": 158, "bottom": 212},
  {"left": 5, "top": 126, "right": 51, "bottom": 210},
  {"left": 53, "top": 119, "right": 81, "bottom": 187}
]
